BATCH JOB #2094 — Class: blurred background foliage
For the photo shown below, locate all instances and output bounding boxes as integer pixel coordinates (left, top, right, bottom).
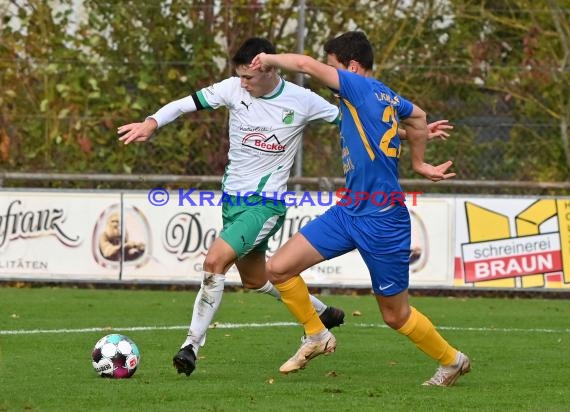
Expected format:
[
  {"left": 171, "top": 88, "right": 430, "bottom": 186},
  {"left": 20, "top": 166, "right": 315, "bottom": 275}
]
[{"left": 0, "top": 0, "right": 569, "bottom": 192}]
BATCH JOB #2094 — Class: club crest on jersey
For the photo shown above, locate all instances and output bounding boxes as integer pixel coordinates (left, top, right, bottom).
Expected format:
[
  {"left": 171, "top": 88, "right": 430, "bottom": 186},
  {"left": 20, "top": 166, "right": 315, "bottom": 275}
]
[
  {"left": 282, "top": 109, "right": 294, "bottom": 124},
  {"left": 242, "top": 133, "right": 286, "bottom": 153}
]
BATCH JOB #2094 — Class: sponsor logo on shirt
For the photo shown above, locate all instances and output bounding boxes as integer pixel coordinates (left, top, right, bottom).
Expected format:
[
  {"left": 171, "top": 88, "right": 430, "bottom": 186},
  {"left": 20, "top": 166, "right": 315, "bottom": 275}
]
[{"left": 241, "top": 133, "right": 286, "bottom": 153}]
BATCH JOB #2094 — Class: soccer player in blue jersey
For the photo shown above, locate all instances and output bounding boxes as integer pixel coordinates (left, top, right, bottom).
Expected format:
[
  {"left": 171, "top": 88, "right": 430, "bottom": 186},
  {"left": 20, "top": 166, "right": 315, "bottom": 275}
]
[{"left": 251, "top": 31, "right": 470, "bottom": 386}]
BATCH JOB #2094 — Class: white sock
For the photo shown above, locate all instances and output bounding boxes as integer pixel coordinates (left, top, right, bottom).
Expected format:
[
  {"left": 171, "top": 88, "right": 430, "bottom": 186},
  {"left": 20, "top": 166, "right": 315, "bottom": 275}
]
[
  {"left": 254, "top": 280, "right": 281, "bottom": 299},
  {"left": 181, "top": 272, "right": 225, "bottom": 354},
  {"left": 255, "top": 281, "right": 327, "bottom": 315},
  {"left": 309, "top": 295, "right": 327, "bottom": 316}
]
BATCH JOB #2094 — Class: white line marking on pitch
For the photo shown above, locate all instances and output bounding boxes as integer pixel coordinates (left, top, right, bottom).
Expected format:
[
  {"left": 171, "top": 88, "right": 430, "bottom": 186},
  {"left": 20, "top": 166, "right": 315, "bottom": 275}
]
[
  {"left": 0, "top": 322, "right": 297, "bottom": 335},
  {"left": 1, "top": 322, "right": 569, "bottom": 335}
]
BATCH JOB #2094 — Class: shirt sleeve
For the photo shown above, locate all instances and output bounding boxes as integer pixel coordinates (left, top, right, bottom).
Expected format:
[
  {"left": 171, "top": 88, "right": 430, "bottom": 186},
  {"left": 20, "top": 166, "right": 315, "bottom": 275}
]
[
  {"left": 394, "top": 95, "right": 414, "bottom": 120},
  {"left": 303, "top": 89, "right": 340, "bottom": 124},
  {"left": 194, "top": 77, "right": 237, "bottom": 110},
  {"left": 148, "top": 95, "right": 197, "bottom": 129}
]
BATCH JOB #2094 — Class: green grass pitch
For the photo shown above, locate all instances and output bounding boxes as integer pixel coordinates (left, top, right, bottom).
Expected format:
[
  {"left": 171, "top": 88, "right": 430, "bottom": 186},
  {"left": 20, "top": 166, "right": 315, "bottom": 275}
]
[{"left": 1, "top": 287, "right": 568, "bottom": 411}]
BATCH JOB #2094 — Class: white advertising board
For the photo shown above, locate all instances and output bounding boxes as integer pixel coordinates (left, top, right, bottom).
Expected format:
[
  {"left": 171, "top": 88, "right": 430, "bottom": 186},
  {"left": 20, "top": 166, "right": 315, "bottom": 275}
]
[
  {"left": 0, "top": 190, "right": 455, "bottom": 288},
  {"left": 119, "top": 191, "right": 236, "bottom": 283},
  {"left": 120, "top": 191, "right": 454, "bottom": 288},
  {"left": 0, "top": 190, "right": 121, "bottom": 279}
]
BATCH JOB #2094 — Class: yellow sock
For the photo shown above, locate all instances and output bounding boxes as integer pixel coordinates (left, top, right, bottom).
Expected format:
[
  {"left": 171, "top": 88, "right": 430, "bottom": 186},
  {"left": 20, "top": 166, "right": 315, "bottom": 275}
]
[
  {"left": 397, "top": 306, "right": 457, "bottom": 366},
  {"left": 275, "top": 276, "right": 325, "bottom": 335}
]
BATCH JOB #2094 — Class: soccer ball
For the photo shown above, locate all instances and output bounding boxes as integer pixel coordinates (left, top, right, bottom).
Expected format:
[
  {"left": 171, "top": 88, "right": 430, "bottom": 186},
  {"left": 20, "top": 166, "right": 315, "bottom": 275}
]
[{"left": 91, "top": 334, "right": 140, "bottom": 379}]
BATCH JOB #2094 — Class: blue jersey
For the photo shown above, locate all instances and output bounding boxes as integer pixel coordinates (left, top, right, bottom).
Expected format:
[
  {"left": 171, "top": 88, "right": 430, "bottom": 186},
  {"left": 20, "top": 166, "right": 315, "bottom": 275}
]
[{"left": 336, "top": 69, "right": 413, "bottom": 216}]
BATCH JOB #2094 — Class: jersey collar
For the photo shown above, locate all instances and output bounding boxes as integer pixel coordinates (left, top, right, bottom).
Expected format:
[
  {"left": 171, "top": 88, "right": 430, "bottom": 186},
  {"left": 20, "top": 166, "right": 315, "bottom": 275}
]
[{"left": 260, "top": 77, "right": 285, "bottom": 100}]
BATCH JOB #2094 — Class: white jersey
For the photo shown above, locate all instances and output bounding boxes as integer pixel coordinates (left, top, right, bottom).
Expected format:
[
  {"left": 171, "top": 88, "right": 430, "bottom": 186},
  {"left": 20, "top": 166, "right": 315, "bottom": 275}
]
[{"left": 195, "top": 77, "right": 339, "bottom": 196}]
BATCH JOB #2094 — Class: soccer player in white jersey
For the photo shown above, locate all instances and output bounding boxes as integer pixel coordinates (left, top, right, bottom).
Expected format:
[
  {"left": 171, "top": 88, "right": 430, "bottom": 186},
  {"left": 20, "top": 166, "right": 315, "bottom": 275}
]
[{"left": 117, "top": 38, "right": 345, "bottom": 376}]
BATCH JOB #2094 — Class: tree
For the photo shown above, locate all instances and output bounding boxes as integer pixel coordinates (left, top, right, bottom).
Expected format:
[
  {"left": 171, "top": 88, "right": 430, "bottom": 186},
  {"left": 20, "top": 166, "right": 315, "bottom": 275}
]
[{"left": 0, "top": 0, "right": 567, "bottom": 188}]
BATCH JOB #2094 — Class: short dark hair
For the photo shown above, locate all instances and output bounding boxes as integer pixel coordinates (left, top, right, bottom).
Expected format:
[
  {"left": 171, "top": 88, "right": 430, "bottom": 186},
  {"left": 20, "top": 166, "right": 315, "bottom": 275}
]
[
  {"left": 324, "top": 31, "right": 373, "bottom": 71},
  {"left": 231, "top": 37, "right": 276, "bottom": 66}
]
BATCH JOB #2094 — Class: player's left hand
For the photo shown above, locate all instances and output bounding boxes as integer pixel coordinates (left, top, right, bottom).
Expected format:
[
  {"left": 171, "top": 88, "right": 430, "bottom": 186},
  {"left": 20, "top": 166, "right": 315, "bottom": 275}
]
[
  {"left": 414, "top": 160, "right": 456, "bottom": 182},
  {"left": 427, "top": 120, "right": 453, "bottom": 140}
]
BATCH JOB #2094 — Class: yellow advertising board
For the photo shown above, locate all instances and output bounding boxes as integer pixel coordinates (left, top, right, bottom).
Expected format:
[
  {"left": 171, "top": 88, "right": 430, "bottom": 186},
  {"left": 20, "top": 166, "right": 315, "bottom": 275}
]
[{"left": 455, "top": 198, "right": 570, "bottom": 289}]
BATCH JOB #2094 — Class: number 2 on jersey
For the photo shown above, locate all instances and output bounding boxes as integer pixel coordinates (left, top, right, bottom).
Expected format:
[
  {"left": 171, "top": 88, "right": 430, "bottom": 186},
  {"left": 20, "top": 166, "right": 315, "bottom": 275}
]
[{"left": 380, "top": 105, "right": 400, "bottom": 158}]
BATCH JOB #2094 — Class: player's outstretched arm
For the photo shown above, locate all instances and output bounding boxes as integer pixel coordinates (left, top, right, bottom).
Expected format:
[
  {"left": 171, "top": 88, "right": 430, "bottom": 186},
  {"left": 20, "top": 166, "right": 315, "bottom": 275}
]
[
  {"left": 118, "top": 94, "right": 200, "bottom": 145},
  {"left": 251, "top": 52, "right": 340, "bottom": 91}
]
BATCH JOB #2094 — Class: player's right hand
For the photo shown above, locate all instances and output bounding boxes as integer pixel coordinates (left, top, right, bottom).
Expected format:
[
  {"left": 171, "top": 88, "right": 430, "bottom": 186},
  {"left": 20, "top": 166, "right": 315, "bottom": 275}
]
[
  {"left": 414, "top": 160, "right": 456, "bottom": 182},
  {"left": 117, "top": 118, "right": 158, "bottom": 144}
]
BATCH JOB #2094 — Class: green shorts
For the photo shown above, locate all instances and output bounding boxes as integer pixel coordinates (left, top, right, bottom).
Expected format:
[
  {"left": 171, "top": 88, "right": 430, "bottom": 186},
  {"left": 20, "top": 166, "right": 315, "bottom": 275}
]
[{"left": 220, "top": 195, "right": 287, "bottom": 258}]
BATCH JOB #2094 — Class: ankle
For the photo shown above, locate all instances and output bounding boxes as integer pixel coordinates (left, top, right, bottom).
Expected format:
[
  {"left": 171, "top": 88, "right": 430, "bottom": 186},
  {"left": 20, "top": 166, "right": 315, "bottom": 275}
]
[{"left": 307, "top": 328, "right": 328, "bottom": 341}]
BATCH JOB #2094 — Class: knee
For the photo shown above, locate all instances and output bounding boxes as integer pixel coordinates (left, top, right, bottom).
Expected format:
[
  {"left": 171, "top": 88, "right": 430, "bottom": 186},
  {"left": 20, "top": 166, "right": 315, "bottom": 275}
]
[
  {"left": 266, "top": 258, "right": 288, "bottom": 284},
  {"left": 203, "top": 254, "right": 225, "bottom": 274},
  {"left": 265, "top": 259, "right": 278, "bottom": 283},
  {"left": 202, "top": 256, "right": 215, "bottom": 273},
  {"left": 382, "top": 307, "right": 410, "bottom": 330}
]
